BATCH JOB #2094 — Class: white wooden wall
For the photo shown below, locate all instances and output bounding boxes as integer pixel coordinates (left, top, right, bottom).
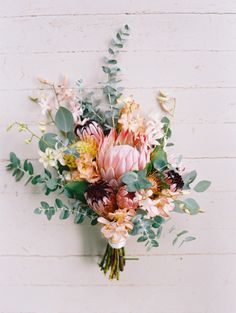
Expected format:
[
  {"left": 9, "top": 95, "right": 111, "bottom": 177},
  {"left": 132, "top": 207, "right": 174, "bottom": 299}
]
[{"left": 0, "top": 1, "right": 235, "bottom": 312}]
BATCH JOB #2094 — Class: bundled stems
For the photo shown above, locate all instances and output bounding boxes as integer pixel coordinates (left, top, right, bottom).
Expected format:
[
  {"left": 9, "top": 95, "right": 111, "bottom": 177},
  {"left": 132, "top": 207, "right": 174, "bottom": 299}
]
[{"left": 99, "top": 244, "right": 126, "bottom": 280}]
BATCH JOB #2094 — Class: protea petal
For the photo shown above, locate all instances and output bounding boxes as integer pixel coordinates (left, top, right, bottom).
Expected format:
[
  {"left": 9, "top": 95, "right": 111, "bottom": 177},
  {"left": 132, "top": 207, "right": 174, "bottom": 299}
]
[{"left": 97, "top": 129, "right": 150, "bottom": 187}]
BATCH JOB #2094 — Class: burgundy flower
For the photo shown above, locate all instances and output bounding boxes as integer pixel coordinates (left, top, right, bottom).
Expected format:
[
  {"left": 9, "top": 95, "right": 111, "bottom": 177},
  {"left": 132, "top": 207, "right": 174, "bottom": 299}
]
[
  {"left": 164, "top": 170, "right": 184, "bottom": 191},
  {"left": 85, "top": 181, "right": 116, "bottom": 217}
]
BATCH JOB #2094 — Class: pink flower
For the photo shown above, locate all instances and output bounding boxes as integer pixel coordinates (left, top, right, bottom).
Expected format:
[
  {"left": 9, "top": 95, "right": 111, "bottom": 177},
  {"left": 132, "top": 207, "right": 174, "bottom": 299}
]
[
  {"left": 75, "top": 120, "right": 104, "bottom": 146},
  {"left": 97, "top": 129, "right": 150, "bottom": 188},
  {"left": 98, "top": 209, "right": 134, "bottom": 248},
  {"left": 116, "top": 186, "right": 138, "bottom": 210}
]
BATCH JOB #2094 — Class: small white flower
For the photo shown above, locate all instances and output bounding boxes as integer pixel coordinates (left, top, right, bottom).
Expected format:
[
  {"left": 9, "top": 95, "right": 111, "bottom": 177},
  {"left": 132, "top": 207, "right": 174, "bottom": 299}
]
[
  {"left": 38, "top": 147, "right": 65, "bottom": 169},
  {"left": 39, "top": 148, "right": 57, "bottom": 168},
  {"left": 38, "top": 96, "right": 55, "bottom": 115}
]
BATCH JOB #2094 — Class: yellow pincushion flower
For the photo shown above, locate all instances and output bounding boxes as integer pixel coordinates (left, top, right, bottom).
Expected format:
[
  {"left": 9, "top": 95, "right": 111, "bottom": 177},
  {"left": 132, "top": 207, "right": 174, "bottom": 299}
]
[
  {"left": 63, "top": 154, "right": 77, "bottom": 170},
  {"left": 71, "top": 137, "right": 98, "bottom": 159}
]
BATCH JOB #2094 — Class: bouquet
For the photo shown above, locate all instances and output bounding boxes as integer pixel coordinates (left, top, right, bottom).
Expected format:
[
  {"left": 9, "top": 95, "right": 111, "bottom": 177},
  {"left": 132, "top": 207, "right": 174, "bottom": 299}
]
[{"left": 6, "top": 25, "right": 211, "bottom": 280}]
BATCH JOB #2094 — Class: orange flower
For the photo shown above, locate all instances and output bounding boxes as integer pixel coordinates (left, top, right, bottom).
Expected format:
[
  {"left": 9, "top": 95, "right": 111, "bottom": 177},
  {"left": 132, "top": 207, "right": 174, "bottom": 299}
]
[{"left": 75, "top": 154, "right": 100, "bottom": 183}]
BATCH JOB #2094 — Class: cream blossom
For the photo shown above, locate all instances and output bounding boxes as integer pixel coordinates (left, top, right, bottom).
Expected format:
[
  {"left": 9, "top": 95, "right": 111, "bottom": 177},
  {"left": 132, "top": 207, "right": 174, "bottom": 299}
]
[
  {"left": 39, "top": 147, "right": 65, "bottom": 169},
  {"left": 144, "top": 119, "right": 164, "bottom": 147},
  {"left": 155, "top": 197, "right": 175, "bottom": 218},
  {"left": 117, "top": 96, "right": 145, "bottom": 134},
  {"left": 135, "top": 189, "right": 175, "bottom": 218},
  {"left": 98, "top": 209, "right": 134, "bottom": 248},
  {"left": 135, "top": 189, "right": 159, "bottom": 218},
  {"left": 38, "top": 95, "right": 57, "bottom": 115}
]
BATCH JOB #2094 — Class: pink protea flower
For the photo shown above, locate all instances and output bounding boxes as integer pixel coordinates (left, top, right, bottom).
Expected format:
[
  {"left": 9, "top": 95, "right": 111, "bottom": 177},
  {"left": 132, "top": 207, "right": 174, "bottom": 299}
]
[
  {"left": 97, "top": 129, "right": 150, "bottom": 188},
  {"left": 116, "top": 185, "right": 138, "bottom": 210},
  {"left": 84, "top": 181, "right": 116, "bottom": 217},
  {"left": 75, "top": 120, "right": 104, "bottom": 146}
]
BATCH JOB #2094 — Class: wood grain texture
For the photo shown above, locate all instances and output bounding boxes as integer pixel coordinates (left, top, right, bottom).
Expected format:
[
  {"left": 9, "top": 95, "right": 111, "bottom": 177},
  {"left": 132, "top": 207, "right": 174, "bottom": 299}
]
[{"left": 0, "top": 1, "right": 235, "bottom": 312}]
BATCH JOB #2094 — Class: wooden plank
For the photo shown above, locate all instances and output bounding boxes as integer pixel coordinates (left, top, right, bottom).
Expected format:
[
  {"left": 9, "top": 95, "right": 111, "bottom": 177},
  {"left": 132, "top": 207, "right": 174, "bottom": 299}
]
[
  {"left": 1, "top": 88, "right": 236, "bottom": 124},
  {"left": 0, "top": 254, "right": 235, "bottom": 286},
  {"left": 1, "top": 51, "right": 236, "bottom": 90},
  {"left": 1, "top": 14, "right": 236, "bottom": 53},
  {"left": 0, "top": 260, "right": 235, "bottom": 312},
  {"left": 1, "top": 0, "right": 236, "bottom": 16}
]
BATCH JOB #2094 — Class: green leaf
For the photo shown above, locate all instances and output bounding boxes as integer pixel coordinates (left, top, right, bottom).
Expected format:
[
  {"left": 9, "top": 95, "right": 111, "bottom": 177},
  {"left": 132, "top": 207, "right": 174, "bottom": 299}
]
[
  {"left": 172, "top": 237, "right": 178, "bottom": 246},
  {"left": 122, "top": 172, "right": 138, "bottom": 184},
  {"left": 65, "top": 181, "right": 88, "bottom": 201},
  {"left": 55, "top": 198, "right": 63, "bottom": 208},
  {"left": 179, "top": 236, "right": 196, "bottom": 248},
  {"left": 60, "top": 209, "right": 70, "bottom": 220},
  {"left": 151, "top": 146, "right": 167, "bottom": 171},
  {"left": 137, "top": 236, "right": 148, "bottom": 242},
  {"left": 45, "top": 206, "right": 56, "bottom": 221},
  {"left": 177, "top": 230, "right": 188, "bottom": 237},
  {"left": 39, "top": 133, "right": 58, "bottom": 152},
  {"left": 194, "top": 180, "right": 211, "bottom": 192},
  {"left": 184, "top": 198, "right": 200, "bottom": 215},
  {"left": 91, "top": 218, "right": 98, "bottom": 226},
  {"left": 25, "top": 176, "right": 33, "bottom": 186},
  {"left": 161, "top": 116, "right": 170, "bottom": 125},
  {"left": 34, "top": 208, "right": 42, "bottom": 215},
  {"left": 55, "top": 106, "right": 74, "bottom": 133},
  {"left": 10, "top": 152, "right": 20, "bottom": 167},
  {"left": 31, "top": 175, "right": 42, "bottom": 185},
  {"left": 145, "top": 162, "right": 153, "bottom": 174},
  {"left": 156, "top": 226, "right": 163, "bottom": 239},
  {"left": 173, "top": 200, "right": 185, "bottom": 213},
  {"left": 154, "top": 216, "right": 164, "bottom": 225},
  {"left": 27, "top": 162, "right": 34, "bottom": 175},
  {"left": 46, "top": 178, "right": 58, "bottom": 191},
  {"left": 40, "top": 201, "right": 49, "bottom": 209},
  {"left": 6, "top": 163, "right": 14, "bottom": 170},
  {"left": 150, "top": 239, "right": 159, "bottom": 247},
  {"left": 102, "top": 66, "right": 111, "bottom": 74},
  {"left": 108, "top": 48, "right": 115, "bottom": 55},
  {"left": 122, "top": 171, "right": 152, "bottom": 192},
  {"left": 116, "top": 33, "right": 122, "bottom": 41},
  {"left": 15, "top": 170, "right": 24, "bottom": 181},
  {"left": 23, "top": 159, "right": 28, "bottom": 171},
  {"left": 108, "top": 59, "right": 117, "bottom": 64},
  {"left": 74, "top": 213, "right": 85, "bottom": 224},
  {"left": 183, "top": 170, "right": 197, "bottom": 189},
  {"left": 184, "top": 236, "right": 196, "bottom": 242}
]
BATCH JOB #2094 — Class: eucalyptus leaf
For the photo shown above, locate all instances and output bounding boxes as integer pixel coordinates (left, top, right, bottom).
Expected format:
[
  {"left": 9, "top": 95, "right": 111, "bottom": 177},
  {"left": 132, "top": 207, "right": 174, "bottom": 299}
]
[
  {"left": 60, "top": 209, "right": 70, "bottom": 220},
  {"left": 39, "top": 133, "right": 58, "bottom": 152},
  {"left": 184, "top": 198, "right": 200, "bottom": 215},
  {"left": 194, "top": 180, "right": 211, "bottom": 192},
  {"left": 137, "top": 236, "right": 148, "bottom": 242},
  {"left": 55, "top": 106, "right": 74, "bottom": 133},
  {"left": 151, "top": 146, "right": 167, "bottom": 171},
  {"left": 183, "top": 170, "right": 197, "bottom": 189}
]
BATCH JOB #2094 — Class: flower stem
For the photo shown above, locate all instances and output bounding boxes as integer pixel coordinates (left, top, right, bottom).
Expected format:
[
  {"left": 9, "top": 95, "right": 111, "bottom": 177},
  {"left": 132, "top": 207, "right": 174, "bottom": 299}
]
[{"left": 99, "top": 243, "right": 126, "bottom": 281}]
